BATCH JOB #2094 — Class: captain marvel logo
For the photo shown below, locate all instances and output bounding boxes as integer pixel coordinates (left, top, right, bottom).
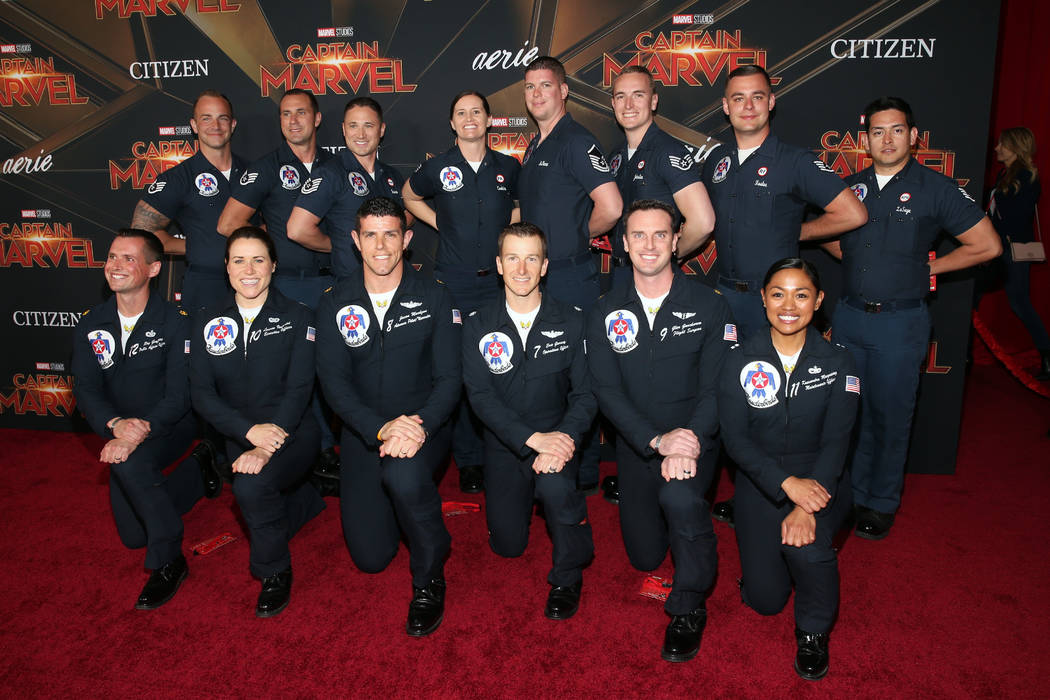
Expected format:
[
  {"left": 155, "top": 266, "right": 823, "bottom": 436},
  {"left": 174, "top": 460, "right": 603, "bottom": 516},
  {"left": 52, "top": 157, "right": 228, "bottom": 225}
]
[
  {"left": 851, "top": 183, "right": 868, "bottom": 202},
  {"left": 609, "top": 153, "right": 622, "bottom": 175},
  {"left": 348, "top": 171, "right": 370, "bottom": 196},
  {"left": 479, "top": 331, "right": 514, "bottom": 374},
  {"left": 336, "top": 304, "right": 370, "bottom": 347},
  {"left": 203, "top": 316, "right": 238, "bottom": 356},
  {"left": 739, "top": 361, "right": 780, "bottom": 409},
  {"left": 279, "top": 165, "right": 301, "bottom": 190},
  {"left": 88, "top": 329, "right": 116, "bottom": 369},
  {"left": 440, "top": 166, "right": 464, "bottom": 192},
  {"left": 711, "top": 155, "right": 732, "bottom": 183},
  {"left": 605, "top": 309, "right": 639, "bottom": 353},
  {"left": 195, "top": 172, "right": 219, "bottom": 197}
]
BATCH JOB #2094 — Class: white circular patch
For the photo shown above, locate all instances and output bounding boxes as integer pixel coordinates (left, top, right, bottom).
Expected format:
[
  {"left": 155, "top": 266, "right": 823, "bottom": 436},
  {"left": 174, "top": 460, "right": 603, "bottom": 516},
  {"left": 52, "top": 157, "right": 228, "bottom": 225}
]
[
  {"left": 739, "top": 361, "right": 781, "bottom": 409},
  {"left": 479, "top": 331, "right": 515, "bottom": 374},
  {"left": 496, "top": 173, "right": 505, "bottom": 183},
  {"left": 279, "top": 164, "right": 301, "bottom": 189},
  {"left": 711, "top": 155, "right": 732, "bottom": 183},
  {"left": 335, "top": 304, "right": 370, "bottom": 347},
  {"left": 87, "top": 329, "right": 117, "bottom": 369},
  {"left": 757, "top": 166, "right": 768, "bottom": 176},
  {"left": 605, "top": 309, "right": 640, "bottom": 354},
  {"left": 203, "top": 316, "right": 238, "bottom": 356},
  {"left": 348, "top": 172, "right": 370, "bottom": 196},
  {"left": 851, "top": 183, "right": 868, "bottom": 202},
  {"left": 637, "top": 159, "right": 646, "bottom": 170},
  {"left": 440, "top": 166, "right": 464, "bottom": 192},
  {"left": 195, "top": 172, "right": 219, "bottom": 197},
  {"left": 899, "top": 192, "right": 911, "bottom": 202}
]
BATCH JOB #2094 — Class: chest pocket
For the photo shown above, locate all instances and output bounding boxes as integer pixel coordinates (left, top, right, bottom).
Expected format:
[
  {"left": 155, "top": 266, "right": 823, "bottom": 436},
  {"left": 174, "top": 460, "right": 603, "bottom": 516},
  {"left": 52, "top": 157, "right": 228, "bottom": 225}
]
[
  {"left": 382, "top": 309, "right": 433, "bottom": 349},
  {"left": 247, "top": 323, "right": 295, "bottom": 359}
]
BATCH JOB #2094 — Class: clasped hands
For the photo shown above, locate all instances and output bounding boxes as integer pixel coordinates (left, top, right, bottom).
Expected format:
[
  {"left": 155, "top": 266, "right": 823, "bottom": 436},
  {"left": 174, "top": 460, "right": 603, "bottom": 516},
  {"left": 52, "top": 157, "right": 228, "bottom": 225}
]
[
  {"left": 780, "top": 476, "right": 831, "bottom": 547},
  {"left": 527, "top": 431, "right": 575, "bottom": 474},
  {"left": 100, "top": 417, "right": 151, "bottom": 463},
  {"left": 651, "top": 428, "right": 701, "bottom": 482},
  {"left": 236, "top": 423, "right": 289, "bottom": 474},
  {"left": 378, "top": 415, "right": 426, "bottom": 459}
]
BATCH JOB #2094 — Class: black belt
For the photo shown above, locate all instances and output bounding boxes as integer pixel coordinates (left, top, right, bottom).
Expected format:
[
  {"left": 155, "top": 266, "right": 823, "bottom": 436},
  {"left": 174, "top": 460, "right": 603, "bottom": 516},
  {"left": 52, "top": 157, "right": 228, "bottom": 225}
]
[
  {"left": 718, "top": 275, "right": 760, "bottom": 293},
  {"left": 843, "top": 296, "right": 923, "bottom": 314},
  {"left": 547, "top": 251, "right": 594, "bottom": 271},
  {"left": 276, "top": 266, "right": 332, "bottom": 279}
]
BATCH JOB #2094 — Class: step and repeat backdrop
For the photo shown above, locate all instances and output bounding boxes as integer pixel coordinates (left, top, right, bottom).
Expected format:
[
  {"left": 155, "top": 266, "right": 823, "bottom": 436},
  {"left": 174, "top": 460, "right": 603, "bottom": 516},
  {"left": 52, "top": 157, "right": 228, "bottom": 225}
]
[{"left": 0, "top": 0, "right": 1000, "bottom": 473}]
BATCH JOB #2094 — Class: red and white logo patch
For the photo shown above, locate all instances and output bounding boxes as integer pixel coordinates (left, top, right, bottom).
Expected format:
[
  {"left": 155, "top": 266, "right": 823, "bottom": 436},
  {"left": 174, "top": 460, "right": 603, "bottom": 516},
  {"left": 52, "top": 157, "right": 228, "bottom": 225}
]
[
  {"left": 899, "top": 192, "right": 911, "bottom": 202},
  {"left": 757, "top": 166, "right": 768, "bottom": 176}
]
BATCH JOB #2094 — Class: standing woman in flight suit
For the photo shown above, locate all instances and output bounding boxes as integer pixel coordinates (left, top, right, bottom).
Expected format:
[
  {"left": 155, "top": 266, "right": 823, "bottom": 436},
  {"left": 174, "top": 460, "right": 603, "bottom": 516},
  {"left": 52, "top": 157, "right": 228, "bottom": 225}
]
[
  {"left": 191, "top": 227, "right": 325, "bottom": 618},
  {"left": 403, "top": 90, "right": 521, "bottom": 493},
  {"left": 718, "top": 258, "right": 859, "bottom": 681}
]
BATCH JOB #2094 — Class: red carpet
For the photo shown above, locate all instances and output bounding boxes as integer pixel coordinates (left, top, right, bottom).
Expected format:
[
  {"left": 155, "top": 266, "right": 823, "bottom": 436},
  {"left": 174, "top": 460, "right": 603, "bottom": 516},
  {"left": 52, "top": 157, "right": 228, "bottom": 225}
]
[{"left": 1, "top": 361, "right": 1048, "bottom": 698}]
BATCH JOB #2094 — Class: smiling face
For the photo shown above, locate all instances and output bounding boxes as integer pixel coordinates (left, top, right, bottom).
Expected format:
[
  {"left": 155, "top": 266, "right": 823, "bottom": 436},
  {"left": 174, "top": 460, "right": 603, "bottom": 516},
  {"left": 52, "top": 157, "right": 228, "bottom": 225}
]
[
  {"left": 280, "top": 92, "right": 321, "bottom": 147},
  {"left": 105, "top": 236, "right": 160, "bottom": 295},
  {"left": 190, "top": 95, "right": 236, "bottom": 151},
  {"left": 226, "top": 237, "right": 274, "bottom": 307},
  {"left": 497, "top": 233, "right": 548, "bottom": 301},
  {"left": 611, "top": 71, "right": 657, "bottom": 134},
  {"left": 866, "top": 108, "right": 917, "bottom": 173},
  {"left": 524, "top": 68, "right": 568, "bottom": 124},
  {"left": 623, "top": 207, "right": 678, "bottom": 279},
  {"left": 761, "top": 267, "right": 823, "bottom": 339},
  {"left": 722, "top": 73, "right": 774, "bottom": 142},
  {"left": 450, "top": 94, "right": 491, "bottom": 145},
  {"left": 342, "top": 105, "right": 385, "bottom": 159},
  {"left": 352, "top": 214, "right": 412, "bottom": 279}
]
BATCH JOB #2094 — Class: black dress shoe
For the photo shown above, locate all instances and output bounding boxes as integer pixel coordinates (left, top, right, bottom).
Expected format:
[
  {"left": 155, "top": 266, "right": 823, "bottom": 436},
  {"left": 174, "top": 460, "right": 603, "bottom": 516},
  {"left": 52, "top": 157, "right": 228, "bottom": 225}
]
[
  {"left": 794, "top": 627, "right": 829, "bottom": 680},
  {"left": 661, "top": 608, "right": 706, "bottom": 662},
  {"left": 711, "top": 498, "right": 735, "bottom": 527},
  {"left": 601, "top": 475, "right": 620, "bottom": 504},
  {"left": 256, "top": 567, "right": 292, "bottom": 618},
  {"left": 855, "top": 508, "right": 895, "bottom": 540},
  {"left": 192, "top": 440, "right": 222, "bottom": 498},
  {"left": 135, "top": 554, "right": 188, "bottom": 610},
  {"left": 544, "top": 581, "right": 582, "bottom": 620},
  {"left": 458, "top": 465, "right": 484, "bottom": 494},
  {"left": 406, "top": 578, "right": 445, "bottom": 636}
]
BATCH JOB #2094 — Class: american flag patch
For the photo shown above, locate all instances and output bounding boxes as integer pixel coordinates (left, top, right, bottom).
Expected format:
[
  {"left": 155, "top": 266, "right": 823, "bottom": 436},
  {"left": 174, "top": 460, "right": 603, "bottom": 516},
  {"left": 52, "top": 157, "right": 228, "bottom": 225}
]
[
  {"left": 845, "top": 375, "right": 860, "bottom": 394},
  {"left": 452, "top": 309, "right": 462, "bottom": 324},
  {"left": 184, "top": 340, "right": 191, "bottom": 354},
  {"left": 723, "top": 324, "right": 737, "bottom": 342},
  {"left": 306, "top": 326, "right": 316, "bottom": 342}
]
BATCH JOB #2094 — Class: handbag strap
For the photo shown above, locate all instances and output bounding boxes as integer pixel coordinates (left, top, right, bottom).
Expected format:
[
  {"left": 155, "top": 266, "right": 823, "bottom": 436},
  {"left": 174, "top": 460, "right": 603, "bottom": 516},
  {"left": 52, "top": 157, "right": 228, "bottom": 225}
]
[{"left": 1035, "top": 205, "right": 1042, "bottom": 242}]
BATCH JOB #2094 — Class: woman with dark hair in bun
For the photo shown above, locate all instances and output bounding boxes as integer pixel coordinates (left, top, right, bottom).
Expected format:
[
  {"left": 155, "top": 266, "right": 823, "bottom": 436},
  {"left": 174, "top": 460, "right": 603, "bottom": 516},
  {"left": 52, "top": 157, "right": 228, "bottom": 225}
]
[
  {"left": 190, "top": 226, "right": 325, "bottom": 618},
  {"left": 718, "top": 257, "right": 859, "bottom": 680}
]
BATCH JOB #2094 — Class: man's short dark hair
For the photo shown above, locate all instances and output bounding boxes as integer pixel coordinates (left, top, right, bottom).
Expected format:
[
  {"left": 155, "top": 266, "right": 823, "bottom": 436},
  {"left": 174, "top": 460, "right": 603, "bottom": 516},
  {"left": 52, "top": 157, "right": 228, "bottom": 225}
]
[
  {"left": 498, "top": 222, "right": 548, "bottom": 259},
  {"left": 191, "top": 89, "right": 234, "bottom": 119},
  {"left": 624, "top": 199, "right": 676, "bottom": 230},
  {"left": 281, "top": 88, "right": 319, "bottom": 114},
  {"left": 524, "top": 55, "right": 566, "bottom": 83},
  {"left": 115, "top": 228, "right": 164, "bottom": 263},
  {"left": 724, "top": 65, "right": 772, "bottom": 92},
  {"left": 863, "top": 96, "right": 915, "bottom": 130},
  {"left": 344, "top": 96, "right": 383, "bottom": 122},
  {"left": 613, "top": 65, "right": 655, "bottom": 92},
  {"left": 355, "top": 196, "right": 406, "bottom": 232}
]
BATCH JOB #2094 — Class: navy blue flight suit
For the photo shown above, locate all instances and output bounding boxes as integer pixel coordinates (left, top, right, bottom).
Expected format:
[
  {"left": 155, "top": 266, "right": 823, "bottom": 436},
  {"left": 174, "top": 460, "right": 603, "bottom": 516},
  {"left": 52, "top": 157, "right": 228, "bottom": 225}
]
[
  {"left": 834, "top": 158, "right": 985, "bottom": 514},
  {"left": 409, "top": 145, "right": 521, "bottom": 473},
  {"left": 608, "top": 122, "right": 702, "bottom": 287},
  {"left": 462, "top": 296, "right": 596, "bottom": 587},
  {"left": 72, "top": 293, "right": 205, "bottom": 570},
  {"left": 315, "top": 268, "right": 461, "bottom": 587},
  {"left": 586, "top": 269, "right": 735, "bottom": 615},
  {"left": 718, "top": 328, "right": 859, "bottom": 632},
  {"left": 293, "top": 150, "right": 405, "bottom": 281},
  {"left": 190, "top": 290, "right": 325, "bottom": 579},
  {"left": 142, "top": 150, "right": 248, "bottom": 312},
  {"left": 702, "top": 134, "right": 846, "bottom": 339}
]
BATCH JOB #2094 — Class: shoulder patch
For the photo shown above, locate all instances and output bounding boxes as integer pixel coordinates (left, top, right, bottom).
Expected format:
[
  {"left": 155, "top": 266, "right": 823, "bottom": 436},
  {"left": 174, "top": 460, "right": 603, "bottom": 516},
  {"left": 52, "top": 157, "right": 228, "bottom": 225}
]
[{"left": 587, "top": 144, "right": 610, "bottom": 173}]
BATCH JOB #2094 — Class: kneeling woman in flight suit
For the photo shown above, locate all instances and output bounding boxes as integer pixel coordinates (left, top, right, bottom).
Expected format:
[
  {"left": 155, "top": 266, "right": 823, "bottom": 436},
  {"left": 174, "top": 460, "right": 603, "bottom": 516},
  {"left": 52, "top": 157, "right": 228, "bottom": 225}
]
[
  {"left": 718, "top": 258, "right": 859, "bottom": 680},
  {"left": 191, "top": 227, "right": 325, "bottom": 618}
]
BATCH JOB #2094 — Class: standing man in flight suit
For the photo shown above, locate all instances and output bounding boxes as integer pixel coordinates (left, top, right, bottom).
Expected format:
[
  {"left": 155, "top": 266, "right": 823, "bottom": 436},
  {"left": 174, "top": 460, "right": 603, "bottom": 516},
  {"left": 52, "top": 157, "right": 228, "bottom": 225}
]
[
  {"left": 603, "top": 65, "right": 717, "bottom": 504},
  {"left": 316, "top": 197, "right": 461, "bottom": 637},
  {"left": 587, "top": 200, "right": 735, "bottom": 663},
  {"left": 703, "top": 65, "right": 867, "bottom": 526},
  {"left": 72, "top": 228, "right": 220, "bottom": 610},
  {"left": 131, "top": 90, "right": 247, "bottom": 313},
  {"left": 824, "top": 97, "right": 1001, "bottom": 540},
  {"left": 518, "top": 55, "right": 622, "bottom": 492},
  {"left": 288, "top": 97, "right": 407, "bottom": 282},
  {"left": 217, "top": 88, "right": 338, "bottom": 470},
  {"left": 462, "top": 223, "right": 596, "bottom": 620}
]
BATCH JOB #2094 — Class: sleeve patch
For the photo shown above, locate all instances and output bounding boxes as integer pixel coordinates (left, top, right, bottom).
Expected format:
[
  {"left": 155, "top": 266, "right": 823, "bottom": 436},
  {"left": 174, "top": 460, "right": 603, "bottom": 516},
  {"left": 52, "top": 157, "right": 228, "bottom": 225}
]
[
  {"left": 723, "top": 323, "right": 737, "bottom": 341},
  {"left": 845, "top": 375, "right": 860, "bottom": 394},
  {"left": 184, "top": 339, "right": 191, "bottom": 354},
  {"left": 239, "top": 171, "right": 258, "bottom": 186},
  {"left": 812, "top": 158, "right": 835, "bottom": 174},
  {"left": 301, "top": 177, "right": 321, "bottom": 194},
  {"left": 668, "top": 153, "right": 694, "bottom": 171},
  {"left": 587, "top": 144, "right": 610, "bottom": 173},
  {"left": 306, "top": 326, "right": 316, "bottom": 342},
  {"left": 452, "top": 309, "right": 462, "bottom": 324}
]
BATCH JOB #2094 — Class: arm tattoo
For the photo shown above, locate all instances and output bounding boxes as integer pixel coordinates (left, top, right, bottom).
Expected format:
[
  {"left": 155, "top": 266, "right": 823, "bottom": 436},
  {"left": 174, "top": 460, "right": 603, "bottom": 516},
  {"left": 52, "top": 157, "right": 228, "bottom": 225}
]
[{"left": 131, "top": 200, "right": 171, "bottom": 232}]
